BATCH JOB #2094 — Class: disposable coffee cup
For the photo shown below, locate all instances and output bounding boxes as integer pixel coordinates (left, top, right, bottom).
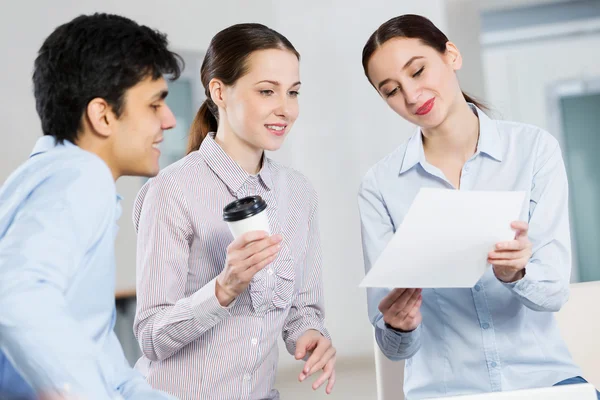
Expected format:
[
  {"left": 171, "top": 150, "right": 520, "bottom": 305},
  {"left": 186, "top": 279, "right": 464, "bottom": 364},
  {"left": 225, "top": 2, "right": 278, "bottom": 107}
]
[{"left": 223, "top": 195, "right": 271, "bottom": 239}]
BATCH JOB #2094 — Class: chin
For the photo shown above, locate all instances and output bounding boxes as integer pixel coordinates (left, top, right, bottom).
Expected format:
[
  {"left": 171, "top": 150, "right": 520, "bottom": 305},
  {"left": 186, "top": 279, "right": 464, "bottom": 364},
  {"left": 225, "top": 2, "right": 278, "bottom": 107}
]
[
  {"left": 149, "top": 165, "right": 161, "bottom": 177},
  {"left": 263, "top": 143, "right": 283, "bottom": 152},
  {"left": 411, "top": 113, "right": 446, "bottom": 130},
  {"left": 137, "top": 165, "right": 160, "bottom": 178},
  {"left": 259, "top": 136, "right": 286, "bottom": 152}
]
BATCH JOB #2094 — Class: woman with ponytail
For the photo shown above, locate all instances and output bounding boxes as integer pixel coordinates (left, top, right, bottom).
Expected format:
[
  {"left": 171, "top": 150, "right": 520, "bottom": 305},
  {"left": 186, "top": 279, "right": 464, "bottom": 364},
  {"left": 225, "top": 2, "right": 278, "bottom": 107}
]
[
  {"left": 358, "top": 14, "right": 598, "bottom": 399},
  {"left": 186, "top": 100, "right": 217, "bottom": 155},
  {"left": 132, "top": 23, "right": 336, "bottom": 399}
]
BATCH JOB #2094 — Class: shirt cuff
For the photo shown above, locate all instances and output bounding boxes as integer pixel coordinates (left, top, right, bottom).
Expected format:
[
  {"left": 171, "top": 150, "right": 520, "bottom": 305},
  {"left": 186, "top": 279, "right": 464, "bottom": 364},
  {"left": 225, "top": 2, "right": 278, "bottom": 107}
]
[
  {"left": 500, "top": 266, "right": 539, "bottom": 296},
  {"left": 190, "top": 277, "right": 236, "bottom": 325},
  {"left": 376, "top": 317, "right": 420, "bottom": 346},
  {"left": 303, "top": 321, "right": 331, "bottom": 341}
]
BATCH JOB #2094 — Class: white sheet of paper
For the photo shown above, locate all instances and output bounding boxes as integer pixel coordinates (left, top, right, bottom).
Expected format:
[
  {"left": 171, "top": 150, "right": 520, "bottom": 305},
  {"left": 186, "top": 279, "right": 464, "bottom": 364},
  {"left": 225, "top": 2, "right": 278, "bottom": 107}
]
[{"left": 360, "top": 188, "right": 526, "bottom": 288}]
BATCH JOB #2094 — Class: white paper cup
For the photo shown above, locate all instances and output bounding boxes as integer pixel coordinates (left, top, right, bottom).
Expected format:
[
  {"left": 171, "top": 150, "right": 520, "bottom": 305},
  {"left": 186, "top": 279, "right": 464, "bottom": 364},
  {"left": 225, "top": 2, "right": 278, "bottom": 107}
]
[{"left": 223, "top": 195, "right": 270, "bottom": 239}]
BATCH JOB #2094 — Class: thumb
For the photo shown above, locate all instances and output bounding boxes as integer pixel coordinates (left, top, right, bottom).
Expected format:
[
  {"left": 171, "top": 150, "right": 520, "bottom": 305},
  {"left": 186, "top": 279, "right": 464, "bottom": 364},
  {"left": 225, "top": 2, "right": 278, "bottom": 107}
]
[
  {"left": 515, "top": 229, "right": 528, "bottom": 240},
  {"left": 511, "top": 221, "right": 528, "bottom": 238},
  {"left": 295, "top": 336, "right": 311, "bottom": 360}
]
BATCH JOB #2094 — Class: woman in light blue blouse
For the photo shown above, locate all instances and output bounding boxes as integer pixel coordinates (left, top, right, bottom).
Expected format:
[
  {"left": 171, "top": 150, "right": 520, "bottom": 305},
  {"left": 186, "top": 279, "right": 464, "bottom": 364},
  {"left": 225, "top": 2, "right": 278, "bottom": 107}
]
[{"left": 358, "top": 14, "right": 599, "bottom": 399}]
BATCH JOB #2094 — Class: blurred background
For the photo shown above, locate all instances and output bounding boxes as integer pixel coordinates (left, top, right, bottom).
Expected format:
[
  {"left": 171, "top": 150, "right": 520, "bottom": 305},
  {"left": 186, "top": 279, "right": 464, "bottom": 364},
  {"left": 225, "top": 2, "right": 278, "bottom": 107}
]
[{"left": 1, "top": 0, "right": 599, "bottom": 398}]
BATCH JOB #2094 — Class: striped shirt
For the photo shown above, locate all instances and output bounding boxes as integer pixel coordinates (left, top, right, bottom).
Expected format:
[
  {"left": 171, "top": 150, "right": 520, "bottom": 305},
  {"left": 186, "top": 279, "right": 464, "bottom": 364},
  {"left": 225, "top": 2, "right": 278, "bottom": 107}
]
[{"left": 132, "top": 133, "right": 330, "bottom": 400}]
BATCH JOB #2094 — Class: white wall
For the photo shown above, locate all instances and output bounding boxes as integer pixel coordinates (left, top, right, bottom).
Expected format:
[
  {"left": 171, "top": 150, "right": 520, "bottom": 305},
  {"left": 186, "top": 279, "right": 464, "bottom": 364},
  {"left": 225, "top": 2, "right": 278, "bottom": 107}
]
[
  {"left": 479, "top": 0, "right": 571, "bottom": 11},
  {"left": 482, "top": 31, "right": 600, "bottom": 126},
  {"left": 1, "top": 1, "right": 484, "bottom": 397},
  {"left": 447, "top": 0, "right": 487, "bottom": 99}
]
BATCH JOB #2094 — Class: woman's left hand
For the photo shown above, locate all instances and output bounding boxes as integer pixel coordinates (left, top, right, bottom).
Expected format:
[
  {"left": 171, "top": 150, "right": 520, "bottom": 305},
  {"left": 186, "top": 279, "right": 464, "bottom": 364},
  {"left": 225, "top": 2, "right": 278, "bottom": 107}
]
[
  {"left": 295, "top": 329, "right": 336, "bottom": 394},
  {"left": 489, "top": 221, "right": 532, "bottom": 283}
]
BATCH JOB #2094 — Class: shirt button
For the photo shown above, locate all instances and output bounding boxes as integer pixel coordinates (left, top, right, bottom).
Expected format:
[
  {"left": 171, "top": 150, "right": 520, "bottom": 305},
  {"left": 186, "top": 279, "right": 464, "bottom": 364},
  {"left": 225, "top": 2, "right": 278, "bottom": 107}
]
[
  {"left": 251, "top": 338, "right": 258, "bottom": 346},
  {"left": 491, "top": 361, "right": 498, "bottom": 368},
  {"left": 243, "top": 373, "right": 251, "bottom": 381},
  {"left": 267, "top": 268, "right": 274, "bottom": 275},
  {"left": 474, "top": 284, "right": 481, "bottom": 292},
  {"left": 482, "top": 322, "right": 490, "bottom": 330}
]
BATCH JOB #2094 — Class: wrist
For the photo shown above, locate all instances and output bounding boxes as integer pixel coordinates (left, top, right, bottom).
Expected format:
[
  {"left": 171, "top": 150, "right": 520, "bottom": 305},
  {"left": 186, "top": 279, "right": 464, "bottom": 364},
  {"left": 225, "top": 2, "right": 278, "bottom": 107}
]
[
  {"left": 495, "top": 268, "right": 525, "bottom": 283},
  {"left": 384, "top": 321, "right": 417, "bottom": 333},
  {"left": 215, "top": 278, "right": 236, "bottom": 307}
]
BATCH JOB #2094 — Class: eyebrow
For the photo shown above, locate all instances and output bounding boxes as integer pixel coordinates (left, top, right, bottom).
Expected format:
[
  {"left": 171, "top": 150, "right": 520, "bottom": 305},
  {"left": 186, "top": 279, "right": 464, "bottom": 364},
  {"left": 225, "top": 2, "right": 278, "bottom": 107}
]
[
  {"left": 151, "top": 89, "right": 169, "bottom": 101},
  {"left": 376, "top": 56, "right": 425, "bottom": 90},
  {"left": 256, "top": 80, "right": 302, "bottom": 88}
]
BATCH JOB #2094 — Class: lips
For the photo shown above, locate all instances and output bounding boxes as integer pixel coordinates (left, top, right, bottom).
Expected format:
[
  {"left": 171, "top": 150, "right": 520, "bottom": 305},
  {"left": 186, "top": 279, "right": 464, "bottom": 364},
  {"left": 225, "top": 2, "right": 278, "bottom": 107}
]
[
  {"left": 265, "top": 124, "right": 287, "bottom": 136},
  {"left": 152, "top": 137, "right": 163, "bottom": 152},
  {"left": 416, "top": 98, "right": 435, "bottom": 115}
]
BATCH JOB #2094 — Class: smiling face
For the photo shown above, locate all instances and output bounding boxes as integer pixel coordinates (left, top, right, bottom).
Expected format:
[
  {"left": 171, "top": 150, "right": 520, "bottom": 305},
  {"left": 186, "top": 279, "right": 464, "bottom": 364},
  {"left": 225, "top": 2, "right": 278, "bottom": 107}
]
[
  {"left": 110, "top": 76, "right": 176, "bottom": 177},
  {"left": 219, "top": 48, "right": 301, "bottom": 153},
  {"left": 366, "top": 37, "right": 464, "bottom": 130}
]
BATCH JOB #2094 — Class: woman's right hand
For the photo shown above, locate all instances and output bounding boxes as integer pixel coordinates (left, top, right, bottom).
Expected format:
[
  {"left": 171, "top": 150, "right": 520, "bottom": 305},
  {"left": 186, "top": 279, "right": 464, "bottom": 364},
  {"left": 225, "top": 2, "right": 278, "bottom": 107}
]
[
  {"left": 378, "top": 288, "right": 423, "bottom": 332},
  {"left": 215, "top": 231, "right": 282, "bottom": 306}
]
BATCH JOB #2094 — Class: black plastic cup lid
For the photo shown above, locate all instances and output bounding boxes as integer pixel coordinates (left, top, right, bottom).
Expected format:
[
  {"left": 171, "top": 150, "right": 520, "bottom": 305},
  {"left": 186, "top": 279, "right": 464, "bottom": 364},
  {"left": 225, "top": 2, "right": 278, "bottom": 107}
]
[{"left": 223, "top": 195, "right": 268, "bottom": 222}]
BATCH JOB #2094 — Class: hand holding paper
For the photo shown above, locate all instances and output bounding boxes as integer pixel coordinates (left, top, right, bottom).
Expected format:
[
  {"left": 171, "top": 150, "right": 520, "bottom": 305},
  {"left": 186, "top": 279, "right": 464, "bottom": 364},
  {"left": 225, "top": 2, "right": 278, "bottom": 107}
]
[
  {"left": 379, "top": 288, "right": 423, "bottom": 331},
  {"left": 360, "top": 188, "right": 526, "bottom": 289},
  {"left": 488, "top": 221, "right": 532, "bottom": 283}
]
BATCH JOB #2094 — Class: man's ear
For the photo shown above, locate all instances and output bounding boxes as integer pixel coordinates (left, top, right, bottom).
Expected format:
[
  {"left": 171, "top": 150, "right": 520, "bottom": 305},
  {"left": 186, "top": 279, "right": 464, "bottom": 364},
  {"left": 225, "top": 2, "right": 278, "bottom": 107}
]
[{"left": 85, "top": 98, "right": 115, "bottom": 138}]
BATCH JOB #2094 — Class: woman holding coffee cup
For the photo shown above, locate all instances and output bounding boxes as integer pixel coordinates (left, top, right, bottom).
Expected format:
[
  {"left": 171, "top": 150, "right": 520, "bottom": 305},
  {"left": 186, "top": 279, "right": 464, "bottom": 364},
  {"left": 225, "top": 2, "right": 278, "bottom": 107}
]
[
  {"left": 358, "top": 14, "right": 597, "bottom": 400},
  {"left": 132, "top": 23, "right": 335, "bottom": 399}
]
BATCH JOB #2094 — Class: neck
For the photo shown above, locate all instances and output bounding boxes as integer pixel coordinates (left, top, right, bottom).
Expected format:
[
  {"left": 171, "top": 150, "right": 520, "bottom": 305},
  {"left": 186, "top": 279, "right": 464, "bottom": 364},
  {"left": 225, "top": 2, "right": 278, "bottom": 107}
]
[
  {"left": 215, "top": 123, "right": 263, "bottom": 175},
  {"left": 76, "top": 133, "right": 120, "bottom": 181},
  {"left": 421, "top": 100, "right": 479, "bottom": 163}
]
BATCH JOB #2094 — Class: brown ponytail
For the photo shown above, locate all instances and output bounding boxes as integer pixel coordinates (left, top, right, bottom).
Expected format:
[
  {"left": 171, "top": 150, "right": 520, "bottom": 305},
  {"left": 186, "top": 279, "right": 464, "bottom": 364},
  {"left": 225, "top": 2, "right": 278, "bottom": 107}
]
[
  {"left": 187, "top": 100, "right": 218, "bottom": 154},
  {"left": 186, "top": 23, "right": 300, "bottom": 155},
  {"left": 462, "top": 91, "right": 487, "bottom": 111}
]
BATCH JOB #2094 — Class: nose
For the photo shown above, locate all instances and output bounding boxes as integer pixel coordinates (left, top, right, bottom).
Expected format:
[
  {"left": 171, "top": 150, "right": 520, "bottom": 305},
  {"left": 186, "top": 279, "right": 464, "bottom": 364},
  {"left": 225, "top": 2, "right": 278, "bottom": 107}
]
[
  {"left": 274, "top": 96, "right": 295, "bottom": 120},
  {"left": 403, "top": 81, "right": 423, "bottom": 105},
  {"left": 161, "top": 105, "right": 177, "bottom": 130}
]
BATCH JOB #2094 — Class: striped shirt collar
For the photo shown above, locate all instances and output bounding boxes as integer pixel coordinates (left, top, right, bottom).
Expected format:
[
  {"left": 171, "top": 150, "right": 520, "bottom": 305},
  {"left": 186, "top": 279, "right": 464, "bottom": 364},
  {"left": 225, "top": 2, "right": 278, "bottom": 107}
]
[
  {"left": 399, "top": 104, "right": 503, "bottom": 175},
  {"left": 200, "top": 132, "right": 273, "bottom": 193}
]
